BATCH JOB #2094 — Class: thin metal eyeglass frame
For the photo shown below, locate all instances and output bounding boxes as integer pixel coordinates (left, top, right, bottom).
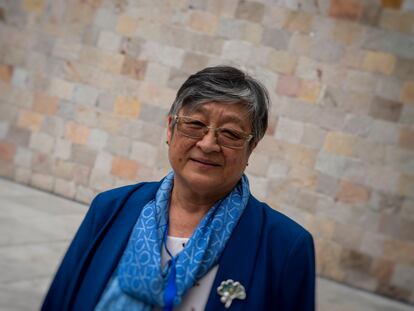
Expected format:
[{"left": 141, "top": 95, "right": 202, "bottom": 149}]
[{"left": 173, "top": 115, "right": 253, "bottom": 149}]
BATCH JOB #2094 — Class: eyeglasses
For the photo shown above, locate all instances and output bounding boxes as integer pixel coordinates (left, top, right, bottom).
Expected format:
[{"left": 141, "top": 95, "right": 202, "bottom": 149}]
[{"left": 173, "top": 115, "right": 253, "bottom": 149}]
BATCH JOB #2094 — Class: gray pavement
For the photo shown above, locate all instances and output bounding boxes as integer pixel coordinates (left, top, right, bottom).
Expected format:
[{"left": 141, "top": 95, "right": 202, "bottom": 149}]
[{"left": 0, "top": 178, "right": 413, "bottom": 311}]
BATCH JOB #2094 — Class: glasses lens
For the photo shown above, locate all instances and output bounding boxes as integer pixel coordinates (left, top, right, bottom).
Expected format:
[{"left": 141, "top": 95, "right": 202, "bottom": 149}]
[
  {"left": 217, "top": 129, "right": 247, "bottom": 148},
  {"left": 176, "top": 117, "right": 205, "bottom": 138},
  {"left": 175, "top": 116, "right": 250, "bottom": 149}
]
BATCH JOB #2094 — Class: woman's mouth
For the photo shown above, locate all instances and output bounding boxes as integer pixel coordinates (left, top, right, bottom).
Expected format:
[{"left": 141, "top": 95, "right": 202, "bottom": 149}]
[{"left": 190, "top": 158, "right": 221, "bottom": 167}]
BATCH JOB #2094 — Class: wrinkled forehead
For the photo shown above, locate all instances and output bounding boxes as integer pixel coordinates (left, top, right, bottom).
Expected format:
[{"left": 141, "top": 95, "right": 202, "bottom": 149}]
[
  {"left": 179, "top": 101, "right": 253, "bottom": 131},
  {"left": 180, "top": 100, "right": 251, "bottom": 118}
]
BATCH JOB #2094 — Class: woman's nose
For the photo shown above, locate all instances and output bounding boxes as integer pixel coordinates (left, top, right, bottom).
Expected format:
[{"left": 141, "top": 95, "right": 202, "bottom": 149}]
[{"left": 195, "top": 129, "right": 221, "bottom": 153}]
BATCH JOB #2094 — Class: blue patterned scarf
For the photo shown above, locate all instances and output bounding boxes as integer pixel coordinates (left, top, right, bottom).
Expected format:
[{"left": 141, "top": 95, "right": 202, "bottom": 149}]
[{"left": 95, "top": 171, "right": 250, "bottom": 310}]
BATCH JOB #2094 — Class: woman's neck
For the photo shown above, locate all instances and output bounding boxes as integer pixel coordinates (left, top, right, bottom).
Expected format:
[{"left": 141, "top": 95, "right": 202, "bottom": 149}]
[{"left": 168, "top": 186, "right": 219, "bottom": 238}]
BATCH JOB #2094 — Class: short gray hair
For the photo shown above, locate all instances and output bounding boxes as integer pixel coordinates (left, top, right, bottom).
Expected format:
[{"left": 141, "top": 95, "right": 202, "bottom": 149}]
[{"left": 168, "top": 66, "right": 271, "bottom": 143}]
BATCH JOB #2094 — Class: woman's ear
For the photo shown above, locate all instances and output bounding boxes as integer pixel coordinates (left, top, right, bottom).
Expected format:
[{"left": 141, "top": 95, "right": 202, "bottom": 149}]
[{"left": 247, "top": 140, "right": 258, "bottom": 157}]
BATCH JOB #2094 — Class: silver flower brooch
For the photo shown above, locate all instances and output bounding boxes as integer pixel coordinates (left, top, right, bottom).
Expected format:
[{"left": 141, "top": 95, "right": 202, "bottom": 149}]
[{"left": 217, "top": 279, "right": 246, "bottom": 308}]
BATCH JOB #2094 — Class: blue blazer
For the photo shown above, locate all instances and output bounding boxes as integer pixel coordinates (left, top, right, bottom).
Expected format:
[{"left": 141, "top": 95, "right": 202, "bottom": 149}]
[{"left": 41, "top": 181, "right": 315, "bottom": 311}]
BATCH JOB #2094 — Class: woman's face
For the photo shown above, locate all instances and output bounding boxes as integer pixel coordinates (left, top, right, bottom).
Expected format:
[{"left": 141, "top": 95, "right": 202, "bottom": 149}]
[{"left": 167, "top": 101, "right": 256, "bottom": 199}]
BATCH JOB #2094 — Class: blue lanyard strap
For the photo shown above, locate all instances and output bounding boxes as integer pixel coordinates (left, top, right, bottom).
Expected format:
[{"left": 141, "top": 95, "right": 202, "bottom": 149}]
[{"left": 162, "top": 222, "right": 177, "bottom": 311}]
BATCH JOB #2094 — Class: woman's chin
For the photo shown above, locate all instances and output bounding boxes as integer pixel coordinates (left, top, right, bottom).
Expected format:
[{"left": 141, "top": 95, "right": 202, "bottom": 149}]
[{"left": 189, "top": 175, "right": 221, "bottom": 191}]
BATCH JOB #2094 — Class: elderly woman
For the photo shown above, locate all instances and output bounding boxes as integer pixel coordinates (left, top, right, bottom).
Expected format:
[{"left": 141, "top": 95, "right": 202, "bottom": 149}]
[{"left": 42, "top": 66, "right": 315, "bottom": 311}]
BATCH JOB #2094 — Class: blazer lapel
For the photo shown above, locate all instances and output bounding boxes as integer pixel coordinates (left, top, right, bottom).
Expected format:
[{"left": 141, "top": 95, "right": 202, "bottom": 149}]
[
  {"left": 72, "top": 181, "right": 161, "bottom": 310},
  {"left": 205, "top": 196, "right": 264, "bottom": 311}
]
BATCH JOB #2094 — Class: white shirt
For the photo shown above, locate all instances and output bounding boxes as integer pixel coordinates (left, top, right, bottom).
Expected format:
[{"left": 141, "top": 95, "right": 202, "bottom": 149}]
[{"left": 159, "top": 236, "right": 219, "bottom": 311}]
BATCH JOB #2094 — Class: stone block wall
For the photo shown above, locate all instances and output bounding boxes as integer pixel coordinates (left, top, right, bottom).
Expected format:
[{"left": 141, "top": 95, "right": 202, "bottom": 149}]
[{"left": 0, "top": 0, "right": 413, "bottom": 304}]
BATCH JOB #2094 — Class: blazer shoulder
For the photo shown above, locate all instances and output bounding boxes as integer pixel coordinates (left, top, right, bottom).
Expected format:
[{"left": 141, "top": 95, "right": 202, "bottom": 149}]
[
  {"left": 87, "top": 181, "right": 160, "bottom": 224},
  {"left": 92, "top": 181, "right": 158, "bottom": 207}
]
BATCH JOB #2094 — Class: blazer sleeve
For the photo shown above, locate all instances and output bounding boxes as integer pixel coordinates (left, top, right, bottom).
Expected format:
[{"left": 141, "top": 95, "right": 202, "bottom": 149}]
[
  {"left": 280, "top": 231, "right": 316, "bottom": 311},
  {"left": 41, "top": 193, "right": 104, "bottom": 311}
]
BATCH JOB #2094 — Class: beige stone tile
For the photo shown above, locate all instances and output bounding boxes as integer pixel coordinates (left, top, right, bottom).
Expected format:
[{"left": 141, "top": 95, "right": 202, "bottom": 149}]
[
  {"left": 328, "top": 0, "right": 363, "bottom": 21},
  {"left": 14, "top": 147, "right": 32, "bottom": 168},
  {"left": 111, "top": 156, "right": 139, "bottom": 180},
  {"left": 120, "top": 56, "right": 147, "bottom": 81},
  {"left": 53, "top": 178, "right": 76, "bottom": 199},
  {"left": 138, "top": 82, "right": 176, "bottom": 109},
  {"left": 276, "top": 75, "right": 301, "bottom": 97},
  {"left": 17, "top": 110, "right": 44, "bottom": 132},
  {"left": 399, "top": 127, "right": 414, "bottom": 151},
  {"left": 64, "top": 121, "right": 90, "bottom": 145},
  {"left": 360, "top": 232, "right": 386, "bottom": 258},
  {"left": 29, "top": 131, "right": 54, "bottom": 154},
  {"left": 21, "top": 0, "right": 44, "bottom": 13},
  {"left": 75, "top": 184, "right": 96, "bottom": 204},
  {"left": 222, "top": 40, "right": 253, "bottom": 63},
  {"left": 367, "top": 120, "right": 399, "bottom": 145},
  {"left": 394, "top": 58, "right": 414, "bottom": 81},
  {"left": 73, "top": 106, "right": 97, "bottom": 128},
  {"left": 400, "top": 105, "right": 414, "bottom": 123},
  {"left": 336, "top": 180, "right": 371, "bottom": 204},
  {"left": 380, "top": 9, "right": 414, "bottom": 34},
  {"left": 52, "top": 39, "right": 81, "bottom": 61},
  {"left": 181, "top": 52, "right": 209, "bottom": 73},
  {"left": 295, "top": 56, "right": 321, "bottom": 80},
  {"left": 288, "top": 33, "right": 312, "bottom": 56},
  {"left": 235, "top": 1, "right": 265, "bottom": 23},
  {"left": 298, "top": 79, "right": 322, "bottom": 103},
  {"left": 366, "top": 165, "right": 400, "bottom": 192},
  {"left": 73, "top": 163, "right": 91, "bottom": 185},
  {"left": 401, "top": 198, "right": 414, "bottom": 221},
  {"left": 401, "top": 81, "right": 414, "bottom": 106},
  {"left": 288, "top": 166, "right": 318, "bottom": 189},
  {"left": 385, "top": 146, "right": 414, "bottom": 175},
  {"left": 383, "top": 239, "right": 414, "bottom": 265},
  {"left": 0, "top": 64, "right": 13, "bottom": 83},
  {"left": 324, "top": 132, "right": 356, "bottom": 157},
  {"left": 116, "top": 15, "right": 138, "bottom": 37},
  {"left": 332, "top": 20, "right": 363, "bottom": 45},
  {"left": 47, "top": 78, "right": 74, "bottom": 100},
  {"left": 275, "top": 117, "right": 304, "bottom": 144},
  {"left": 89, "top": 168, "right": 114, "bottom": 192},
  {"left": 206, "top": 0, "right": 238, "bottom": 17},
  {"left": 284, "top": 10, "right": 313, "bottom": 33},
  {"left": 71, "top": 144, "right": 97, "bottom": 167},
  {"left": 324, "top": 64, "right": 349, "bottom": 91},
  {"left": 398, "top": 174, "right": 414, "bottom": 197},
  {"left": 391, "top": 264, "right": 414, "bottom": 294},
  {"left": 113, "top": 96, "right": 141, "bottom": 118},
  {"left": 0, "top": 141, "right": 16, "bottom": 162},
  {"left": 375, "top": 76, "right": 403, "bottom": 102},
  {"left": 130, "top": 141, "right": 158, "bottom": 167},
  {"left": 345, "top": 70, "right": 378, "bottom": 93},
  {"left": 242, "top": 22, "right": 263, "bottom": 44},
  {"left": 42, "top": 116, "right": 65, "bottom": 139},
  {"left": 305, "top": 214, "right": 336, "bottom": 238},
  {"left": 30, "top": 173, "right": 54, "bottom": 192},
  {"left": 362, "top": 51, "right": 396, "bottom": 75},
  {"left": 316, "top": 238, "right": 346, "bottom": 280},
  {"left": 246, "top": 174, "right": 267, "bottom": 201},
  {"left": 353, "top": 140, "right": 386, "bottom": 166},
  {"left": 268, "top": 50, "right": 297, "bottom": 75},
  {"left": 188, "top": 10, "right": 219, "bottom": 35}
]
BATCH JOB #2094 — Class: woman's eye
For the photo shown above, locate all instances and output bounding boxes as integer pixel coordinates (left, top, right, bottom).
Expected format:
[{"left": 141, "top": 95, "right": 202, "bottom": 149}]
[
  {"left": 185, "top": 121, "right": 205, "bottom": 128},
  {"left": 221, "top": 129, "right": 242, "bottom": 140}
]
